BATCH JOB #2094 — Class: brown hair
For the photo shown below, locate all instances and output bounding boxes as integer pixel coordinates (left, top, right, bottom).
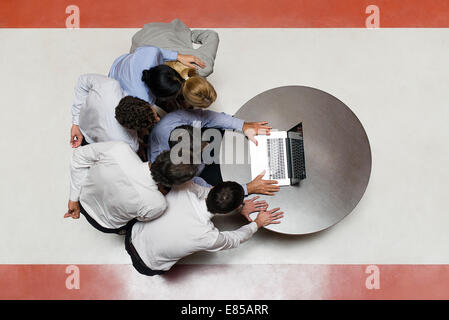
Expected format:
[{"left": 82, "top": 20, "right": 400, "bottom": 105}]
[{"left": 165, "top": 61, "right": 217, "bottom": 109}]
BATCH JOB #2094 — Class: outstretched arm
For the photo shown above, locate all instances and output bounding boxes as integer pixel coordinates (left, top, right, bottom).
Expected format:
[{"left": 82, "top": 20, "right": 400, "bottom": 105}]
[{"left": 205, "top": 207, "right": 283, "bottom": 251}]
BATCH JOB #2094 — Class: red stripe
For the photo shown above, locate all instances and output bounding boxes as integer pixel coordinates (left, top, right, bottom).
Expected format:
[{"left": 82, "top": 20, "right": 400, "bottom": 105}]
[
  {"left": 1, "top": 264, "right": 449, "bottom": 299},
  {"left": 1, "top": 0, "right": 449, "bottom": 28}
]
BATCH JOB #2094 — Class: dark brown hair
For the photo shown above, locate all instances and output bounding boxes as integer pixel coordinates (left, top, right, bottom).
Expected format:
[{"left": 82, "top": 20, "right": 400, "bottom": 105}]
[
  {"left": 115, "top": 96, "right": 158, "bottom": 130},
  {"left": 150, "top": 150, "right": 199, "bottom": 187}
]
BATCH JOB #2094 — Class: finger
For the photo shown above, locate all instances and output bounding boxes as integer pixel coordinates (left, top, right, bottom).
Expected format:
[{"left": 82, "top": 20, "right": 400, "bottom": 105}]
[
  {"left": 257, "top": 170, "right": 266, "bottom": 179},
  {"left": 268, "top": 207, "right": 281, "bottom": 214},
  {"left": 64, "top": 212, "right": 71, "bottom": 218},
  {"left": 249, "top": 136, "right": 258, "bottom": 146},
  {"left": 272, "top": 212, "right": 284, "bottom": 218},
  {"left": 251, "top": 196, "right": 260, "bottom": 201},
  {"left": 267, "top": 186, "right": 281, "bottom": 192},
  {"left": 262, "top": 179, "right": 278, "bottom": 185},
  {"left": 256, "top": 121, "right": 269, "bottom": 125},
  {"left": 270, "top": 220, "right": 281, "bottom": 224},
  {"left": 195, "top": 57, "right": 206, "bottom": 68},
  {"left": 263, "top": 192, "right": 276, "bottom": 196}
]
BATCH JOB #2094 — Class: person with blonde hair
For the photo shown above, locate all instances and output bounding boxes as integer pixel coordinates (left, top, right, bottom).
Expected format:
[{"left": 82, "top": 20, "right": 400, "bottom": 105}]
[{"left": 130, "top": 19, "right": 219, "bottom": 111}]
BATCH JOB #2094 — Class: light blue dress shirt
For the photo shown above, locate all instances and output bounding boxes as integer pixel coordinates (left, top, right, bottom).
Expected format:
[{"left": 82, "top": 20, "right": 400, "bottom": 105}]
[
  {"left": 148, "top": 109, "right": 248, "bottom": 194},
  {"left": 109, "top": 46, "right": 178, "bottom": 104}
]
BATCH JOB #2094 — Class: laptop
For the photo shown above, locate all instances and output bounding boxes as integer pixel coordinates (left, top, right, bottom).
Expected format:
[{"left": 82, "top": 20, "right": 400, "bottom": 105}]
[{"left": 249, "top": 123, "right": 306, "bottom": 186}]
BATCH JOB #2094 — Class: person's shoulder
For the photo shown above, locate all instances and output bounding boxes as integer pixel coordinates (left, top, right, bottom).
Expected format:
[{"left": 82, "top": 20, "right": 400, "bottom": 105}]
[{"left": 134, "top": 46, "right": 162, "bottom": 59}]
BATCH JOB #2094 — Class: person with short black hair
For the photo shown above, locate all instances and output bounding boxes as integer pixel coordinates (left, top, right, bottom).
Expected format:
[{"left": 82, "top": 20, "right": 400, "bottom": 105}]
[
  {"left": 125, "top": 181, "right": 283, "bottom": 275},
  {"left": 69, "top": 74, "right": 160, "bottom": 152},
  {"left": 64, "top": 141, "right": 199, "bottom": 234}
]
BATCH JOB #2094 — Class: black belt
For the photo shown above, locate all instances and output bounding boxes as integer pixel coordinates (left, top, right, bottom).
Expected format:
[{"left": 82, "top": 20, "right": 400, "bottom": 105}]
[
  {"left": 79, "top": 203, "right": 135, "bottom": 234},
  {"left": 124, "top": 221, "right": 166, "bottom": 276}
]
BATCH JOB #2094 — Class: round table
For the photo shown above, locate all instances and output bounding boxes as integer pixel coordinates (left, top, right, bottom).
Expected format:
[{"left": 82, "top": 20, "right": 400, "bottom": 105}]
[{"left": 219, "top": 86, "right": 371, "bottom": 235}]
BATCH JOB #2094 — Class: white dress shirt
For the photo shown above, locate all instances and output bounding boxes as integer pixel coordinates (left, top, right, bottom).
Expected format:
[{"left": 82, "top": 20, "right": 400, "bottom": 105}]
[
  {"left": 130, "top": 181, "right": 258, "bottom": 271},
  {"left": 72, "top": 74, "right": 139, "bottom": 152},
  {"left": 70, "top": 141, "right": 167, "bottom": 229}
]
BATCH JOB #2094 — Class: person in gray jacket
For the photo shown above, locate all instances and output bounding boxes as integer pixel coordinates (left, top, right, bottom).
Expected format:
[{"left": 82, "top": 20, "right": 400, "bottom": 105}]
[{"left": 130, "top": 18, "right": 219, "bottom": 78}]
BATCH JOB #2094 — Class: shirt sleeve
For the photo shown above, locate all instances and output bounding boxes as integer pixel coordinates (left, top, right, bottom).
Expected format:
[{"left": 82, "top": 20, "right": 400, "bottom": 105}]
[
  {"left": 192, "top": 109, "right": 244, "bottom": 131},
  {"left": 205, "top": 222, "right": 258, "bottom": 252},
  {"left": 69, "top": 142, "right": 111, "bottom": 202},
  {"left": 72, "top": 74, "right": 105, "bottom": 126},
  {"left": 137, "top": 192, "right": 167, "bottom": 222},
  {"left": 190, "top": 29, "right": 219, "bottom": 77},
  {"left": 159, "top": 47, "right": 178, "bottom": 62}
]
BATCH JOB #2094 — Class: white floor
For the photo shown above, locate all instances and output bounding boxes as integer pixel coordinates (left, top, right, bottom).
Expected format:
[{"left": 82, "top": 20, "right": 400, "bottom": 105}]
[{"left": 1, "top": 28, "right": 449, "bottom": 264}]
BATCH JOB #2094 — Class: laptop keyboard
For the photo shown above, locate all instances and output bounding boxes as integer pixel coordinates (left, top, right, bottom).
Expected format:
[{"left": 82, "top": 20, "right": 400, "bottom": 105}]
[
  {"left": 290, "top": 138, "right": 306, "bottom": 180},
  {"left": 267, "top": 138, "right": 287, "bottom": 179}
]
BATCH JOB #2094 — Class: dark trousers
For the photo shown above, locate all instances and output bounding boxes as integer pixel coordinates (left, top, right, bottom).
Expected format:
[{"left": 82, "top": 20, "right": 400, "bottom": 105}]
[
  {"left": 124, "top": 221, "right": 166, "bottom": 276},
  {"left": 79, "top": 204, "right": 135, "bottom": 235},
  {"left": 198, "top": 128, "right": 224, "bottom": 186}
]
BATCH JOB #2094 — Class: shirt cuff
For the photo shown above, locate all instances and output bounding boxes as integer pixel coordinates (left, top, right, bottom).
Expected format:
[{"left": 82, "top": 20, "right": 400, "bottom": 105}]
[
  {"left": 230, "top": 117, "right": 244, "bottom": 131},
  {"left": 165, "top": 49, "right": 178, "bottom": 62},
  {"left": 249, "top": 221, "right": 258, "bottom": 234},
  {"left": 242, "top": 184, "right": 248, "bottom": 196},
  {"left": 69, "top": 188, "right": 80, "bottom": 202},
  {"left": 72, "top": 116, "right": 79, "bottom": 126}
]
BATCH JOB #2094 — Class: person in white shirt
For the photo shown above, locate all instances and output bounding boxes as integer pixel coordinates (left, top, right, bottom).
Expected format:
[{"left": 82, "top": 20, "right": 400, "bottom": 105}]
[
  {"left": 64, "top": 141, "right": 199, "bottom": 234},
  {"left": 69, "top": 74, "right": 160, "bottom": 158},
  {"left": 125, "top": 181, "right": 284, "bottom": 275}
]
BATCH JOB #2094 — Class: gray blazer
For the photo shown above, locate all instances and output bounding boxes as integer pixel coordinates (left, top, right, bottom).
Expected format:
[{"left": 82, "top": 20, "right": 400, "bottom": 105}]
[{"left": 130, "top": 19, "right": 219, "bottom": 77}]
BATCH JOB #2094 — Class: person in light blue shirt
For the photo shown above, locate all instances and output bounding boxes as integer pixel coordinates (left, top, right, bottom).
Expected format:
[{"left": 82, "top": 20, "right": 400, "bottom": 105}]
[
  {"left": 109, "top": 46, "right": 205, "bottom": 105},
  {"left": 148, "top": 109, "right": 281, "bottom": 196}
]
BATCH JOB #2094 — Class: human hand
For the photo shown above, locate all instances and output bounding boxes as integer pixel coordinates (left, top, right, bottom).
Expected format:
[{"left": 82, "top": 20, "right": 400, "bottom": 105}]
[
  {"left": 242, "top": 121, "right": 272, "bottom": 146},
  {"left": 246, "top": 170, "right": 280, "bottom": 196},
  {"left": 240, "top": 196, "right": 268, "bottom": 222},
  {"left": 70, "top": 125, "right": 83, "bottom": 148},
  {"left": 64, "top": 200, "right": 80, "bottom": 219},
  {"left": 254, "top": 207, "right": 284, "bottom": 228},
  {"left": 177, "top": 54, "right": 206, "bottom": 69}
]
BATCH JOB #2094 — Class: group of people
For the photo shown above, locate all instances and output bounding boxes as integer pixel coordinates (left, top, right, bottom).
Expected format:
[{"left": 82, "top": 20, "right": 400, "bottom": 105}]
[{"left": 65, "top": 19, "right": 283, "bottom": 276}]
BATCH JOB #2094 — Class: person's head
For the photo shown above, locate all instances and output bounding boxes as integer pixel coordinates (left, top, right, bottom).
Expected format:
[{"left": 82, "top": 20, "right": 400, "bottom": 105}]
[
  {"left": 206, "top": 181, "right": 245, "bottom": 214},
  {"left": 142, "top": 65, "right": 183, "bottom": 101},
  {"left": 115, "top": 96, "right": 160, "bottom": 130},
  {"left": 182, "top": 76, "right": 217, "bottom": 108},
  {"left": 150, "top": 150, "right": 199, "bottom": 187}
]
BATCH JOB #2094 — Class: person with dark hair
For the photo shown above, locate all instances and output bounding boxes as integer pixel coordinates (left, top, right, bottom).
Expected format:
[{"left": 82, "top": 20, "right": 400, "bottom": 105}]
[
  {"left": 125, "top": 180, "right": 283, "bottom": 275},
  {"left": 109, "top": 45, "right": 205, "bottom": 109},
  {"left": 69, "top": 74, "right": 159, "bottom": 152},
  {"left": 64, "top": 141, "right": 198, "bottom": 234},
  {"left": 150, "top": 150, "right": 199, "bottom": 187},
  {"left": 130, "top": 19, "right": 219, "bottom": 112},
  {"left": 148, "top": 110, "right": 280, "bottom": 196}
]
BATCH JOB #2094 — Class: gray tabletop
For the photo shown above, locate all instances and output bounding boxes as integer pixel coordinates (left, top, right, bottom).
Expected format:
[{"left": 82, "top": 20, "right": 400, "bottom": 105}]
[{"left": 219, "top": 86, "right": 371, "bottom": 235}]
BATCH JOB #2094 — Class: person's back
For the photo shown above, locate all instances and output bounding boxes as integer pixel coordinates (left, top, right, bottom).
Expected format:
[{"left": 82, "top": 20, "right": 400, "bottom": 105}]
[
  {"left": 109, "top": 46, "right": 178, "bottom": 104},
  {"left": 77, "top": 75, "right": 139, "bottom": 151},
  {"left": 126, "top": 181, "right": 284, "bottom": 274},
  {"left": 130, "top": 19, "right": 219, "bottom": 77},
  {"left": 130, "top": 181, "right": 214, "bottom": 271},
  {"left": 76, "top": 141, "right": 165, "bottom": 229}
]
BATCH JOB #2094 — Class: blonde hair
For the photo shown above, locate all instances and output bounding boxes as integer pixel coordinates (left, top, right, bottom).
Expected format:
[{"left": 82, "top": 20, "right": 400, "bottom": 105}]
[{"left": 165, "top": 61, "right": 217, "bottom": 108}]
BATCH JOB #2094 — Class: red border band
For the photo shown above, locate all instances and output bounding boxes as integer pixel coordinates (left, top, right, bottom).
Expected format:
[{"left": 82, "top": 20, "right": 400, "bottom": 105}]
[
  {"left": 1, "top": 0, "right": 449, "bottom": 28},
  {"left": 1, "top": 264, "right": 449, "bottom": 300}
]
